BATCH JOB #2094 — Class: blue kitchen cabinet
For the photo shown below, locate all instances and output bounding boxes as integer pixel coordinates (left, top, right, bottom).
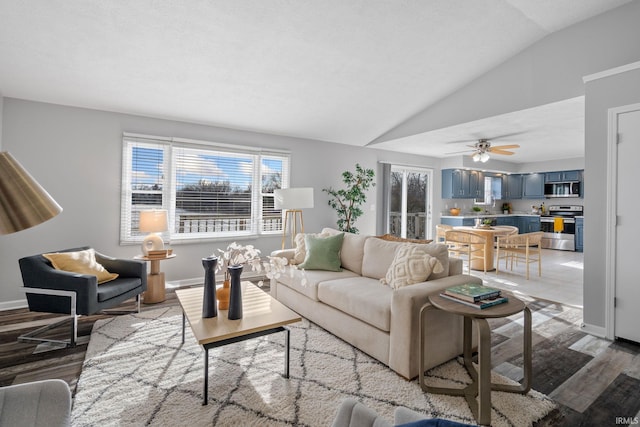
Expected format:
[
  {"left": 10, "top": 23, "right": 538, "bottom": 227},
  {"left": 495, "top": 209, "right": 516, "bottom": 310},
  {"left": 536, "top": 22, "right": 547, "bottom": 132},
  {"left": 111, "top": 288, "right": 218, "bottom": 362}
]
[
  {"left": 522, "top": 173, "right": 545, "bottom": 199},
  {"left": 519, "top": 216, "right": 541, "bottom": 233},
  {"left": 440, "top": 217, "right": 474, "bottom": 226},
  {"left": 545, "top": 170, "right": 582, "bottom": 182},
  {"left": 575, "top": 217, "right": 584, "bottom": 252},
  {"left": 502, "top": 174, "right": 522, "bottom": 199},
  {"left": 442, "top": 169, "right": 484, "bottom": 199},
  {"left": 496, "top": 216, "right": 518, "bottom": 227}
]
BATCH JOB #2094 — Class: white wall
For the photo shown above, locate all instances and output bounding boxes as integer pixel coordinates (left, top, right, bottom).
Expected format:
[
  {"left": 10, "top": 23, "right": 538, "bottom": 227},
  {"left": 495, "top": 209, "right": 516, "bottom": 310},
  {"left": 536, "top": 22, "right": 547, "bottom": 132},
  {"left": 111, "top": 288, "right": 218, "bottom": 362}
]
[
  {"left": 376, "top": 1, "right": 640, "bottom": 143},
  {"left": 583, "top": 66, "right": 640, "bottom": 331},
  {"left": 0, "top": 98, "right": 444, "bottom": 308}
]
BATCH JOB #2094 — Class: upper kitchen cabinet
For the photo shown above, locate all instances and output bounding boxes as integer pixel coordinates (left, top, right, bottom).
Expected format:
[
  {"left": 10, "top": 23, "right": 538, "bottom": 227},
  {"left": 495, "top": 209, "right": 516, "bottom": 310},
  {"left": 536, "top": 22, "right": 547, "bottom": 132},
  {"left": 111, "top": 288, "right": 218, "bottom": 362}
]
[
  {"left": 522, "top": 173, "right": 545, "bottom": 199},
  {"left": 442, "top": 169, "right": 484, "bottom": 199},
  {"left": 545, "top": 170, "right": 582, "bottom": 182},
  {"left": 502, "top": 174, "right": 522, "bottom": 199}
]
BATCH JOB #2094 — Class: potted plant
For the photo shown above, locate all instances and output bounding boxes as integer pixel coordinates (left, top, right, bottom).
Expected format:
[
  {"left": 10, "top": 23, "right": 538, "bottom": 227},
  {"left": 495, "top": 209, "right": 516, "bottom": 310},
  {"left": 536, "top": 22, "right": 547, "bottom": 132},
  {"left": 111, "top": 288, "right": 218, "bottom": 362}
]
[
  {"left": 322, "top": 164, "right": 375, "bottom": 234},
  {"left": 472, "top": 206, "right": 483, "bottom": 214}
]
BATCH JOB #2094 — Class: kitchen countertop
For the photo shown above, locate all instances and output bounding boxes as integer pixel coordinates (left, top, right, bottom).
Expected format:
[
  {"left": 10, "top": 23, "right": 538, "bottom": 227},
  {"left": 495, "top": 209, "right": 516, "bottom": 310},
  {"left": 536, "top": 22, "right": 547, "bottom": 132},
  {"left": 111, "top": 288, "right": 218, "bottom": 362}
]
[{"left": 440, "top": 213, "right": 541, "bottom": 219}]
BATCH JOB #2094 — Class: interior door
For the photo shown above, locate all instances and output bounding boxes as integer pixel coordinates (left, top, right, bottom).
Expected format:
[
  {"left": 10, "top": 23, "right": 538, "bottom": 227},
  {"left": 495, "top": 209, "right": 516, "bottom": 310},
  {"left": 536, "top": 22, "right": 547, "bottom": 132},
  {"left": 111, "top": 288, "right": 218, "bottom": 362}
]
[{"left": 614, "top": 107, "right": 640, "bottom": 342}]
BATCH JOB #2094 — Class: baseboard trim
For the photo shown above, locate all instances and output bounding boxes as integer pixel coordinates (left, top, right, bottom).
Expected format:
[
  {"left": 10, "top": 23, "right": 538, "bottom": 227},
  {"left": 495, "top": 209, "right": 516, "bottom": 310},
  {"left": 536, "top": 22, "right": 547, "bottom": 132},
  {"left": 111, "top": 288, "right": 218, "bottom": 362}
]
[
  {"left": 580, "top": 322, "right": 607, "bottom": 338},
  {"left": 0, "top": 299, "right": 28, "bottom": 312}
]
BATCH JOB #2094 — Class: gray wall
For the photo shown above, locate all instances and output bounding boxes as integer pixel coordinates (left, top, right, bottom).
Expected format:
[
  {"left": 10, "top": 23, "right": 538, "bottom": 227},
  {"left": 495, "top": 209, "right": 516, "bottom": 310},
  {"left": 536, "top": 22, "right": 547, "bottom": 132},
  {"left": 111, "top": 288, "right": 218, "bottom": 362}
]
[
  {"left": 0, "top": 97, "right": 443, "bottom": 307},
  {"left": 583, "top": 67, "right": 640, "bottom": 330}
]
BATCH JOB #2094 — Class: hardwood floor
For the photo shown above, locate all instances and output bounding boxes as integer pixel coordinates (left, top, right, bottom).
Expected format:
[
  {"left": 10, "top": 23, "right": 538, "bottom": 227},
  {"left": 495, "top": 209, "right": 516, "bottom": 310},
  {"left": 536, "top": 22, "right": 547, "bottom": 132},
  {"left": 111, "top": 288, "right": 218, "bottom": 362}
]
[{"left": 1, "top": 284, "right": 639, "bottom": 426}]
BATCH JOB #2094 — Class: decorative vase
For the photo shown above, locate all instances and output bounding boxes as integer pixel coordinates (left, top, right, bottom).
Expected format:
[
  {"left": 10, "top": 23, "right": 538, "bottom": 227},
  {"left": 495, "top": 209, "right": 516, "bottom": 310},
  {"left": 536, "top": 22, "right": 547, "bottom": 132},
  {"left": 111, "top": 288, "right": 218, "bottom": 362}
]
[
  {"left": 227, "top": 264, "right": 243, "bottom": 320},
  {"left": 218, "top": 278, "right": 230, "bottom": 310},
  {"left": 202, "top": 256, "right": 218, "bottom": 318}
]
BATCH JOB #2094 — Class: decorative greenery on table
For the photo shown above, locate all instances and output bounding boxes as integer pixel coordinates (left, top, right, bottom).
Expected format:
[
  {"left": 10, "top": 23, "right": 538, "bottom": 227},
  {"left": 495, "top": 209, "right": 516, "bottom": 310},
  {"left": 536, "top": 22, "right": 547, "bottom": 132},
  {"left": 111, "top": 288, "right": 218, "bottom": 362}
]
[{"left": 322, "top": 163, "right": 375, "bottom": 234}]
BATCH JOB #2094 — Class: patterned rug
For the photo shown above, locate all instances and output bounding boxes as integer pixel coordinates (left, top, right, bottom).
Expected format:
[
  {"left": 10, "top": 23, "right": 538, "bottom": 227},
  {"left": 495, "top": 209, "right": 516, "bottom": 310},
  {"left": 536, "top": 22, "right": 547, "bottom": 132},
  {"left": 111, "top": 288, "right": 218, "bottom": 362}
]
[{"left": 71, "top": 306, "right": 556, "bottom": 426}]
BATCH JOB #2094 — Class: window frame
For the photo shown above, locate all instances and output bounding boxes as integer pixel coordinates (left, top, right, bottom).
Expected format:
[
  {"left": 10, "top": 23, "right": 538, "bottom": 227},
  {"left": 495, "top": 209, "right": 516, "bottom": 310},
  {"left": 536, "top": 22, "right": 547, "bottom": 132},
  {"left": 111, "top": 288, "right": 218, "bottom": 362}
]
[{"left": 120, "top": 134, "right": 290, "bottom": 245}]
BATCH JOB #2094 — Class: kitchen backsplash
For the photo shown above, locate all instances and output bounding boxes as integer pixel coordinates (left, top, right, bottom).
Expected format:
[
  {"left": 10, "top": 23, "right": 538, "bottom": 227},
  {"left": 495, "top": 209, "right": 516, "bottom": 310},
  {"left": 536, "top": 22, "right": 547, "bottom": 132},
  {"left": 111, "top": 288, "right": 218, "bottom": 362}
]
[{"left": 442, "top": 198, "right": 584, "bottom": 215}]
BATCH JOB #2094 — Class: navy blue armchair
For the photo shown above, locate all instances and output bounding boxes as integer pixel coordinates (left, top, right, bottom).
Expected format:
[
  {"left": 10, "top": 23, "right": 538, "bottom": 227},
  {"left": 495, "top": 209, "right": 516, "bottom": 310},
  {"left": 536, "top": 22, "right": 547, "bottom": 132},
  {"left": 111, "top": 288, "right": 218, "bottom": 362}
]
[{"left": 18, "top": 246, "right": 146, "bottom": 348}]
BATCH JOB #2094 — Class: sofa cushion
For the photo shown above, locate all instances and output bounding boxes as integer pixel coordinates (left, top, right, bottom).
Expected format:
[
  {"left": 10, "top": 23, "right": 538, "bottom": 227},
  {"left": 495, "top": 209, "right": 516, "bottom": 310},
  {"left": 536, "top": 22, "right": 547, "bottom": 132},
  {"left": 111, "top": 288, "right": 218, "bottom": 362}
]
[
  {"left": 381, "top": 245, "right": 444, "bottom": 289},
  {"left": 277, "top": 267, "right": 359, "bottom": 301},
  {"left": 361, "top": 238, "right": 404, "bottom": 280},
  {"left": 298, "top": 233, "right": 344, "bottom": 271},
  {"left": 317, "top": 277, "right": 392, "bottom": 332},
  {"left": 321, "top": 228, "right": 368, "bottom": 275},
  {"left": 417, "top": 243, "right": 450, "bottom": 280}
]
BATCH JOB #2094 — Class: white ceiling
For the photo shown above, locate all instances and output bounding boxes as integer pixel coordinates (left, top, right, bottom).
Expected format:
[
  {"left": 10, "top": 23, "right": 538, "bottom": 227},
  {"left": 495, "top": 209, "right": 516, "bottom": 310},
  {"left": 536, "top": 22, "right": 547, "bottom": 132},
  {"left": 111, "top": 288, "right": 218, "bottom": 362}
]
[{"left": 0, "top": 1, "right": 630, "bottom": 162}]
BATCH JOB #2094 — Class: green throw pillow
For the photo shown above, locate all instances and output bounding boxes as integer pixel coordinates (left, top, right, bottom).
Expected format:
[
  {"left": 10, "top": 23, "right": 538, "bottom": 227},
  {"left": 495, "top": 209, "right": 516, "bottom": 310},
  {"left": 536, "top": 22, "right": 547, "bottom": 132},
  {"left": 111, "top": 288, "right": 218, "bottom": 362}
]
[{"left": 298, "top": 232, "right": 344, "bottom": 271}]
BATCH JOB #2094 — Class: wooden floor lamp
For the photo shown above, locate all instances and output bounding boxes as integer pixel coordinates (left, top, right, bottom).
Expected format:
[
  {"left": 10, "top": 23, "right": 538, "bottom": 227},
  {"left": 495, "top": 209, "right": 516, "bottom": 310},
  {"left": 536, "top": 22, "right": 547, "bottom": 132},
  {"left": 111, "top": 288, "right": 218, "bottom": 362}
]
[{"left": 274, "top": 188, "right": 314, "bottom": 249}]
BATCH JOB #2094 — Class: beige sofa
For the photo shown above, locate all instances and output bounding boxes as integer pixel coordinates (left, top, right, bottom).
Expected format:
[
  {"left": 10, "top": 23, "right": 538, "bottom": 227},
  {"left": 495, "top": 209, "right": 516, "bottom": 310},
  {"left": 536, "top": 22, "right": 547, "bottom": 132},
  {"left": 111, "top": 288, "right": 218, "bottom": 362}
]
[{"left": 271, "top": 228, "right": 483, "bottom": 379}]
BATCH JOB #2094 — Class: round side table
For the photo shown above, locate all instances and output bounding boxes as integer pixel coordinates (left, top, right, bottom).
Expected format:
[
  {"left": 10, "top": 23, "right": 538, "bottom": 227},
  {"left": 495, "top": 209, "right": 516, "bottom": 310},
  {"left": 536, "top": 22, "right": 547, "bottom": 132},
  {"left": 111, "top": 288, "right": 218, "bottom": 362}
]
[{"left": 419, "top": 292, "right": 532, "bottom": 426}]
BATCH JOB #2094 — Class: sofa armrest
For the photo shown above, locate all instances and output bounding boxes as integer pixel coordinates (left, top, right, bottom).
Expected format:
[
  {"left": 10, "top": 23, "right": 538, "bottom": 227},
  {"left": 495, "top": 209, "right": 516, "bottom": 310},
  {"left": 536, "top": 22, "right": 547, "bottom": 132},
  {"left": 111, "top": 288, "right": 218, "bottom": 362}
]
[
  {"left": 270, "top": 249, "right": 296, "bottom": 260},
  {"left": 389, "top": 274, "right": 483, "bottom": 379},
  {"left": 0, "top": 379, "right": 71, "bottom": 427}
]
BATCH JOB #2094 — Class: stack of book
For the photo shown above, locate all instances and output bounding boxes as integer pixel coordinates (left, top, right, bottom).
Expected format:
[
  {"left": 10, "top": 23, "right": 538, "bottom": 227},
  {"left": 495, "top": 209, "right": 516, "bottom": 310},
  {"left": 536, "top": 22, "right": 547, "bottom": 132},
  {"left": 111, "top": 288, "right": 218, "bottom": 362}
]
[
  {"left": 146, "top": 249, "right": 172, "bottom": 259},
  {"left": 440, "top": 284, "right": 508, "bottom": 309}
]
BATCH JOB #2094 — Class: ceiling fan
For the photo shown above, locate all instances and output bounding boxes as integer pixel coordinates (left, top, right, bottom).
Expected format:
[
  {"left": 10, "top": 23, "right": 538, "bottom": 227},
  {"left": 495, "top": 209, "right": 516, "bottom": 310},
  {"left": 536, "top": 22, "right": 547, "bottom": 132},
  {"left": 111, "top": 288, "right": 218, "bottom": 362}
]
[{"left": 445, "top": 139, "right": 520, "bottom": 163}]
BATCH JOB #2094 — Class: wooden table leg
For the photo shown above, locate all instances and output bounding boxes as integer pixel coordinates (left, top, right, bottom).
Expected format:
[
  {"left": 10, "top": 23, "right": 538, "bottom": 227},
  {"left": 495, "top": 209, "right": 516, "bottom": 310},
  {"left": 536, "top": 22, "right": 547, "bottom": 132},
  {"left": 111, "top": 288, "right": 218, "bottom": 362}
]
[{"left": 143, "top": 259, "right": 166, "bottom": 304}]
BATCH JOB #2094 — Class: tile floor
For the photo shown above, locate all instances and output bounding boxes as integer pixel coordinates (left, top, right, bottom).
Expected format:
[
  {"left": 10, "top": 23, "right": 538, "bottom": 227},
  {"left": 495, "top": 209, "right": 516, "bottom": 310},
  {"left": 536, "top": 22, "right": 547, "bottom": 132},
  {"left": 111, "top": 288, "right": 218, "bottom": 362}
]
[{"left": 468, "top": 248, "right": 584, "bottom": 307}]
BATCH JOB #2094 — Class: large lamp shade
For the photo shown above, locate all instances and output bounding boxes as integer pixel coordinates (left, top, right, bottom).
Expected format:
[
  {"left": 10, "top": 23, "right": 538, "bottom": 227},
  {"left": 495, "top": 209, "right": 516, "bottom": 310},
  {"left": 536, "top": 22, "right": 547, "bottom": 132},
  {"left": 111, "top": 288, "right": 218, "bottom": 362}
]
[
  {"left": 0, "top": 152, "right": 63, "bottom": 235},
  {"left": 274, "top": 188, "right": 314, "bottom": 210}
]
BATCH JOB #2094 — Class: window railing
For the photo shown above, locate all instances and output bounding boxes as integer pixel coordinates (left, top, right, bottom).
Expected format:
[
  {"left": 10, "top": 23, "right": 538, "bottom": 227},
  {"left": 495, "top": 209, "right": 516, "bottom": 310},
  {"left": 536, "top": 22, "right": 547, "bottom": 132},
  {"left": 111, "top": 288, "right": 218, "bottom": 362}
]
[
  {"left": 389, "top": 212, "right": 427, "bottom": 240},
  {"left": 176, "top": 213, "right": 282, "bottom": 234}
]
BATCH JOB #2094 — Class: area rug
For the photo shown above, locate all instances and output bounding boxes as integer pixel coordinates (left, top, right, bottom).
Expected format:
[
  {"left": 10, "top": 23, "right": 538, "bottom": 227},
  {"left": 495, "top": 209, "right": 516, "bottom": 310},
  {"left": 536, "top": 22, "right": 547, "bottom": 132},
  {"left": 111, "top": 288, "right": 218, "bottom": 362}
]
[{"left": 71, "top": 306, "right": 556, "bottom": 426}]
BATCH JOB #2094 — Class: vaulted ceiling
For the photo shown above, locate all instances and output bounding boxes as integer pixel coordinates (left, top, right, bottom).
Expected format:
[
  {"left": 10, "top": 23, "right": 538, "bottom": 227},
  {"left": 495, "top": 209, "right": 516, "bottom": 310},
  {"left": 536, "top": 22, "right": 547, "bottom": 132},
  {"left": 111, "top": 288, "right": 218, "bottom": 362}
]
[{"left": 0, "top": 1, "right": 632, "bottom": 163}]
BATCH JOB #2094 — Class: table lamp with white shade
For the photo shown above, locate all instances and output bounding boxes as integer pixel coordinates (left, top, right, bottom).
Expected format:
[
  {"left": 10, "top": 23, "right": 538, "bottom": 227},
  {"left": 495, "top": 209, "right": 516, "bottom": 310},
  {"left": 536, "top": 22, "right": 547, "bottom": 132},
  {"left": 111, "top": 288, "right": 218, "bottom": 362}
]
[
  {"left": 274, "top": 188, "right": 314, "bottom": 249},
  {"left": 139, "top": 209, "right": 168, "bottom": 255}
]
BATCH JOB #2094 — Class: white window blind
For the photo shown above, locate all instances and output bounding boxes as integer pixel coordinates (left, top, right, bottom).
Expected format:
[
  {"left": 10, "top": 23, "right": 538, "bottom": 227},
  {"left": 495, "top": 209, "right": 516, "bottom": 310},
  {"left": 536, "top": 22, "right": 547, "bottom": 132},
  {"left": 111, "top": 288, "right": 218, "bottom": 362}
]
[{"left": 121, "top": 135, "right": 289, "bottom": 244}]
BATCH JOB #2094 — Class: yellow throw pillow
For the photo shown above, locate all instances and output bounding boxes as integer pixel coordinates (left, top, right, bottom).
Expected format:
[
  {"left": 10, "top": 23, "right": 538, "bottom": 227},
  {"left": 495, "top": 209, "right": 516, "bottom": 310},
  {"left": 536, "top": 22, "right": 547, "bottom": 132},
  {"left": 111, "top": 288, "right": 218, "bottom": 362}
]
[
  {"left": 381, "top": 244, "right": 444, "bottom": 290},
  {"left": 43, "top": 249, "right": 119, "bottom": 284}
]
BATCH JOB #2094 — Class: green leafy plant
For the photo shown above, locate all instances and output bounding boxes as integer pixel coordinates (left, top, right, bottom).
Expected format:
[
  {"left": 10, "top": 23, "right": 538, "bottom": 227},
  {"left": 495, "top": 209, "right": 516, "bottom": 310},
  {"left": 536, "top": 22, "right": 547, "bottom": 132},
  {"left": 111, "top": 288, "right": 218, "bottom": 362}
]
[{"left": 322, "top": 164, "right": 375, "bottom": 234}]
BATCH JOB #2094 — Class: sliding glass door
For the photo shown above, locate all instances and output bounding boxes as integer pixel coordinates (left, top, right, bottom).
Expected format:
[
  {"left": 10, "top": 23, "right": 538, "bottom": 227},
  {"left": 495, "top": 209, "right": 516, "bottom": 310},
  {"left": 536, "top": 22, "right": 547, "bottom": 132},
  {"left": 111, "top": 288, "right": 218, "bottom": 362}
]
[{"left": 387, "top": 166, "right": 432, "bottom": 240}]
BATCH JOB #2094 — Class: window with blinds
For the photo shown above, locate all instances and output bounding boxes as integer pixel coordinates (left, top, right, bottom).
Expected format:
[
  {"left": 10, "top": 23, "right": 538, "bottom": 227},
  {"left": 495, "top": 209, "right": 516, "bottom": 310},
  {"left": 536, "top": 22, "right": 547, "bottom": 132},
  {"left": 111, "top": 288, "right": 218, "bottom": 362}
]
[{"left": 120, "top": 135, "right": 289, "bottom": 244}]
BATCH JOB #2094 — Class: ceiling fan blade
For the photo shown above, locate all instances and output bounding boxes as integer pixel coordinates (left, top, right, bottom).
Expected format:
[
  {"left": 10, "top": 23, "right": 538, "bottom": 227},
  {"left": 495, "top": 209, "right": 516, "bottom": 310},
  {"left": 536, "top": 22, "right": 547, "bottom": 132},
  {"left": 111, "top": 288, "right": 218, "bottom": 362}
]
[
  {"left": 489, "top": 149, "right": 515, "bottom": 155},
  {"left": 490, "top": 144, "right": 520, "bottom": 150}
]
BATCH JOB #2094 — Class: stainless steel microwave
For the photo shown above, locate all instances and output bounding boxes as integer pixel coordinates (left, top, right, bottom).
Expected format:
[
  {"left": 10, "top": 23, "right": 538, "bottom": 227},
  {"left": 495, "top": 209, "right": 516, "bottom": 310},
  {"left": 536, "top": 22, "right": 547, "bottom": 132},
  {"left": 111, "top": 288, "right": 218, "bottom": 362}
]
[{"left": 544, "top": 181, "right": 580, "bottom": 198}]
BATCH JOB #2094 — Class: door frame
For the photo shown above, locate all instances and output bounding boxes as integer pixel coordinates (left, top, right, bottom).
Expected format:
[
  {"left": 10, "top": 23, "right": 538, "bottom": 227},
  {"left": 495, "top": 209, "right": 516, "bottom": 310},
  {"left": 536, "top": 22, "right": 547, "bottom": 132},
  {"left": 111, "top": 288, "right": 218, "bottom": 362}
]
[
  {"left": 387, "top": 164, "right": 434, "bottom": 240},
  {"left": 605, "top": 102, "right": 640, "bottom": 340}
]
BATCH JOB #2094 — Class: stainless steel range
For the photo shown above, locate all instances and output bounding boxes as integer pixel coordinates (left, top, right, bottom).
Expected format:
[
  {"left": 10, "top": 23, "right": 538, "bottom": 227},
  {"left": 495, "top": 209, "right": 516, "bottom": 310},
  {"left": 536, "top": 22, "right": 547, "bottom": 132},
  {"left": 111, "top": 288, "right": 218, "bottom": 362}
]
[{"left": 540, "top": 205, "right": 583, "bottom": 251}]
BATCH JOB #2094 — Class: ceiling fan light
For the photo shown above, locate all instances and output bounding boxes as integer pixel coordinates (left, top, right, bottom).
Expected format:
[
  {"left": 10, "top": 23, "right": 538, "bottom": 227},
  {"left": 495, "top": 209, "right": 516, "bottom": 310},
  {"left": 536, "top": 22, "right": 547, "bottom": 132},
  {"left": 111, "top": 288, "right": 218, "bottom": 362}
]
[
  {"left": 480, "top": 152, "right": 490, "bottom": 162},
  {"left": 472, "top": 153, "right": 481, "bottom": 162}
]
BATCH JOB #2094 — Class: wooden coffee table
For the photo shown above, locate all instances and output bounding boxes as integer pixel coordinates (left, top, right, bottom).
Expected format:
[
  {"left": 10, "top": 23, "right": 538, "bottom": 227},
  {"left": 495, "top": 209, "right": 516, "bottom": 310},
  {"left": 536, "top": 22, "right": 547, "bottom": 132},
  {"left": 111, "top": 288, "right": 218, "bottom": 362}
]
[
  {"left": 176, "top": 282, "right": 301, "bottom": 405},
  {"left": 419, "top": 292, "right": 532, "bottom": 425}
]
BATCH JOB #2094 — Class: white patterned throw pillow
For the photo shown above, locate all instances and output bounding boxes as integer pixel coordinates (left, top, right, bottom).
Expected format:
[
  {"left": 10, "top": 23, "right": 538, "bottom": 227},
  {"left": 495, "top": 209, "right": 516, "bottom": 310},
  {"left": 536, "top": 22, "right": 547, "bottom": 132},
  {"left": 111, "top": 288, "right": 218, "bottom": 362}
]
[{"left": 381, "top": 244, "right": 444, "bottom": 289}]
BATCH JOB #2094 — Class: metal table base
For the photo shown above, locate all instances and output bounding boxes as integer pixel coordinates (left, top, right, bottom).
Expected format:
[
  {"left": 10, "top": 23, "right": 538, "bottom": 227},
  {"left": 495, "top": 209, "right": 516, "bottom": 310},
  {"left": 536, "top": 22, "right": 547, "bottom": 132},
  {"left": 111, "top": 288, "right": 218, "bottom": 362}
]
[{"left": 181, "top": 313, "right": 291, "bottom": 405}]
